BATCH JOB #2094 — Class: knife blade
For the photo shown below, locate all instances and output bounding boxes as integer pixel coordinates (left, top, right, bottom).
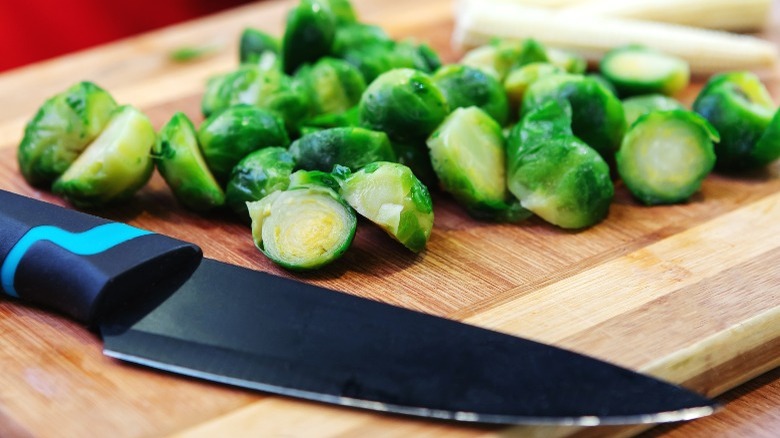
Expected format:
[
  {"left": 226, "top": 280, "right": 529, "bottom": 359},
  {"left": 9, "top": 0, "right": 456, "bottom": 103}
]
[{"left": 0, "top": 189, "right": 717, "bottom": 426}]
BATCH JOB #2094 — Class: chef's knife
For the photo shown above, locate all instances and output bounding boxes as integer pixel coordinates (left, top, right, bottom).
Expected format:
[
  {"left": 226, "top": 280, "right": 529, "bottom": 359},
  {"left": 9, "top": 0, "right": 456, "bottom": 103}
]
[{"left": 0, "top": 189, "right": 717, "bottom": 426}]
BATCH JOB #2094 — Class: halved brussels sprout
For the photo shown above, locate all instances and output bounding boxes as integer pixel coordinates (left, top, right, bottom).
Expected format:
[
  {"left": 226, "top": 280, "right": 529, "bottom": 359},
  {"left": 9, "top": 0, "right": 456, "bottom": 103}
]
[
  {"left": 359, "top": 68, "right": 449, "bottom": 142},
  {"left": 247, "top": 170, "right": 356, "bottom": 270},
  {"left": 433, "top": 64, "right": 509, "bottom": 126},
  {"left": 693, "top": 71, "right": 780, "bottom": 171},
  {"left": 427, "top": 107, "right": 528, "bottom": 222},
  {"left": 522, "top": 73, "right": 626, "bottom": 162},
  {"left": 507, "top": 101, "right": 614, "bottom": 229},
  {"left": 617, "top": 110, "right": 718, "bottom": 205},
  {"left": 154, "top": 112, "right": 225, "bottom": 212},
  {"left": 294, "top": 57, "right": 366, "bottom": 116},
  {"left": 52, "top": 105, "right": 155, "bottom": 208},
  {"left": 545, "top": 48, "right": 587, "bottom": 75},
  {"left": 198, "top": 105, "right": 290, "bottom": 184},
  {"left": 460, "top": 39, "right": 548, "bottom": 82},
  {"left": 282, "top": 0, "right": 337, "bottom": 74},
  {"left": 622, "top": 94, "right": 686, "bottom": 127},
  {"left": 289, "top": 126, "right": 395, "bottom": 171},
  {"left": 391, "top": 140, "right": 437, "bottom": 187},
  {"left": 503, "top": 62, "right": 565, "bottom": 116},
  {"left": 18, "top": 81, "right": 117, "bottom": 187},
  {"left": 239, "top": 27, "right": 280, "bottom": 68},
  {"left": 225, "top": 147, "right": 296, "bottom": 217},
  {"left": 335, "top": 162, "right": 434, "bottom": 252},
  {"left": 601, "top": 45, "right": 690, "bottom": 98}
]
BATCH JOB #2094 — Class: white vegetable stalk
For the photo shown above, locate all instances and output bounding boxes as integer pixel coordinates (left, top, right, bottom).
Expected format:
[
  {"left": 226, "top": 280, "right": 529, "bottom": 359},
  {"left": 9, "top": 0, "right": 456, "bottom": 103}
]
[
  {"left": 563, "top": 0, "right": 772, "bottom": 32},
  {"left": 452, "top": 2, "right": 779, "bottom": 76}
]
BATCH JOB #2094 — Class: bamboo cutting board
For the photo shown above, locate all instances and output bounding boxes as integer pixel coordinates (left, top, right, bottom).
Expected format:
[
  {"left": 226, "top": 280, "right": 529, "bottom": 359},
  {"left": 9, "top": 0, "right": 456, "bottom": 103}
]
[{"left": 0, "top": 1, "right": 778, "bottom": 437}]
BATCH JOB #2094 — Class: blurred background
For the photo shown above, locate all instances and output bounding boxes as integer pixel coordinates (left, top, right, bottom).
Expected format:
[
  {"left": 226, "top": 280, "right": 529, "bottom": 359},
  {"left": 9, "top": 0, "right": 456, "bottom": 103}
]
[{"left": 0, "top": 0, "right": 253, "bottom": 72}]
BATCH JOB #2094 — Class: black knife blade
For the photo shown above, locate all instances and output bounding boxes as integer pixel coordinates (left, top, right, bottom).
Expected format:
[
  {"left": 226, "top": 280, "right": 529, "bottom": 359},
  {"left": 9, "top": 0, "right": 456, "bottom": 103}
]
[{"left": 0, "top": 189, "right": 717, "bottom": 425}]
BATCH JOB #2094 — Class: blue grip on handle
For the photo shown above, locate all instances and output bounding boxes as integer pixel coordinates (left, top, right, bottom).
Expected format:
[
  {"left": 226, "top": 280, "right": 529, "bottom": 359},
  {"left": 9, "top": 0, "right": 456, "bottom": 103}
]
[
  {"left": 1, "top": 223, "right": 151, "bottom": 297},
  {"left": 0, "top": 190, "right": 202, "bottom": 325}
]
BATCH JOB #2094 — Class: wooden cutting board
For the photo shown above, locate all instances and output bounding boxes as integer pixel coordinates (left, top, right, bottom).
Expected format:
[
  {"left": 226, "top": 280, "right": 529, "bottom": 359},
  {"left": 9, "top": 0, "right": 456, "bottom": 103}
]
[{"left": 0, "top": 1, "right": 778, "bottom": 437}]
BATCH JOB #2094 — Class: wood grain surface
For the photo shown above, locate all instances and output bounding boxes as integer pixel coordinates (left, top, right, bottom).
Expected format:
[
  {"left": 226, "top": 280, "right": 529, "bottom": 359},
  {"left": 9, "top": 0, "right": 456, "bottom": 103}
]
[{"left": 0, "top": 1, "right": 778, "bottom": 437}]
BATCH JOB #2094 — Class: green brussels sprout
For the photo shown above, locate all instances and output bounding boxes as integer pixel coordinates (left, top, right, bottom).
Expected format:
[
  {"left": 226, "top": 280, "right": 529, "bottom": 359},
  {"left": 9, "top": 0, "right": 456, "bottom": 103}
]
[
  {"left": 282, "top": 0, "right": 337, "bottom": 74},
  {"left": 239, "top": 27, "right": 280, "bottom": 65},
  {"left": 18, "top": 81, "right": 118, "bottom": 187},
  {"left": 198, "top": 104, "right": 290, "bottom": 184},
  {"left": 522, "top": 73, "right": 626, "bottom": 162},
  {"left": 225, "top": 147, "right": 296, "bottom": 217},
  {"left": 359, "top": 68, "right": 449, "bottom": 142},
  {"left": 600, "top": 45, "right": 690, "bottom": 98},
  {"left": 507, "top": 101, "right": 614, "bottom": 229},
  {"left": 391, "top": 140, "right": 437, "bottom": 187},
  {"left": 289, "top": 127, "right": 395, "bottom": 171},
  {"left": 319, "top": 0, "right": 358, "bottom": 24},
  {"left": 294, "top": 57, "right": 366, "bottom": 116},
  {"left": 504, "top": 62, "right": 565, "bottom": 116},
  {"left": 617, "top": 110, "right": 718, "bottom": 205},
  {"left": 200, "top": 66, "right": 312, "bottom": 134},
  {"left": 433, "top": 64, "right": 510, "bottom": 126},
  {"left": 334, "top": 162, "right": 434, "bottom": 252},
  {"left": 587, "top": 73, "right": 619, "bottom": 97},
  {"left": 153, "top": 112, "right": 225, "bottom": 212},
  {"left": 301, "top": 105, "right": 360, "bottom": 132},
  {"left": 340, "top": 42, "right": 438, "bottom": 84},
  {"left": 622, "top": 94, "right": 686, "bottom": 127},
  {"left": 693, "top": 71, "right": 780, "bottom": 171},
  {"left": 460, "top": 39, "right": 549, "bottom": 82},
  {"left": 247, "top": 170, "right": 357, "bottom": 270},
  {"left": 331, "top": 23, "right": 392, "bottom": 57},
  {"left": 546, "top": 48, "right": 587, "bottom": 74},
  {"left": 427, "top": 107, "right": 529, "bottom": 222},
  {"left": 52, "top": 105, "right": 156, "bottom": 208}
]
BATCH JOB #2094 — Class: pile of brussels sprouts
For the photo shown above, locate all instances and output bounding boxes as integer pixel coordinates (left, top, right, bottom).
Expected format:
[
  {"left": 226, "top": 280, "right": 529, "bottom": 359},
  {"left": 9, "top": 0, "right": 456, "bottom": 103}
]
[{"left": 16, "top": 0, "right": 780, "bottom": 271}]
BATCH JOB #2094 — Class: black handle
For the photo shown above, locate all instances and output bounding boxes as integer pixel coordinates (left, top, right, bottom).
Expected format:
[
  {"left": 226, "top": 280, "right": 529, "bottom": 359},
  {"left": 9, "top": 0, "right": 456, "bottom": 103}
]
[{"left": 0, "top": 190, "right": 202, "bottom": 325}]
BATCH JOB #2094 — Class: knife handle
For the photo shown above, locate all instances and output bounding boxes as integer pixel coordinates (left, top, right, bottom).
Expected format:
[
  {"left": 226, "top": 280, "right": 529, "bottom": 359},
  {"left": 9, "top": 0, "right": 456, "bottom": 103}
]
[{"left": 0, "top": 190, "right": 202, "bottom": 325}]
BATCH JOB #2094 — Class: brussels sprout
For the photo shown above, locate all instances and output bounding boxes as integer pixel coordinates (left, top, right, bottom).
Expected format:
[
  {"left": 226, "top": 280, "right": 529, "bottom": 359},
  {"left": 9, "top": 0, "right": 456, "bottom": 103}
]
[
  {"left": 301, "top": 105, "right": 360, "bottom": 132},
  {"left": 201, "top": 66, "right": 312, "bottom": 134},
  {"left": 334, "top": 162, "right": 433, "bottom": 252},
  {"left": 239, "top": 27, "right": 280, "bottom": 66},
  {"left": 18, "top": 81, "right": 117, "bottom": 187},
  {"left": 460, "top": 39, "right": 548, "bottom": 81},
  {"left": 504, "top": 63, "right": 565, "bottom": 115},
  {"left": 331, "top": 23, "right": 392, "bottom": 57},
  {"left": 617, "top": 110, "right": 718, "bottom": 205},
  {"left": 153, "top": 112, "right": 225, "bottom": 211},
  {"left": 359, "top": 68, "right": 449, "bottom": 142},
  {"left": 427, "top": 107, "right": 528, "bottom": 222},
  {"left": 52, "top": 105, "right": 155, "bottom": 208},
  {"left": 623, "top": 94, "right": 686, "bottom": 127},
  {"left": 319, "top": 0, "right": 358, "bottom": 24},
  {"left": 282, "top": 0, "right": 337, "bottom": 74},
  {"left": 198, "top": 105, "right": 290, "bottom": 184},
  {"left": 339, "top": 39, "right": 441, "bottom": 83},
  {"left": 433, "top": 64, "right": 509, "bottom": 126},
  {"left": 294, "top": 57, "right": 366, "bottom": 116},
  {"left": 693, "top": 71, "right": 780, "bottom": 171},
  {"left": 225, "top": 147, "right": 296, "bottom": 217},
  {"left": 289, "top": 127, "right": 395, "bottom": 171},
  {"left": 600, "top": 45, "right": 690, "bottom": 97},
  {"left": 391, "top": 140, "right": 437, "bottom": 187},
  {"left": 546, "top": 48, "right": 587, "bottom": 74},
  {"left": 247, "top": 170, "right": 357, "bottom": 270},
  {"left": 507, "top": 101, "right": 614, "bottom": 229},
  {"left": 522, "top": 73, "right": 626, "bottom": 162}
]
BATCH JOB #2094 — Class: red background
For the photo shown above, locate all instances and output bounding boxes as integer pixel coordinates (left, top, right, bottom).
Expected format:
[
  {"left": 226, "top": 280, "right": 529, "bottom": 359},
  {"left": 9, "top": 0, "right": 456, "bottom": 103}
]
[{"left": 0, "top": 0, "right": 250, "bottom": 72}]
